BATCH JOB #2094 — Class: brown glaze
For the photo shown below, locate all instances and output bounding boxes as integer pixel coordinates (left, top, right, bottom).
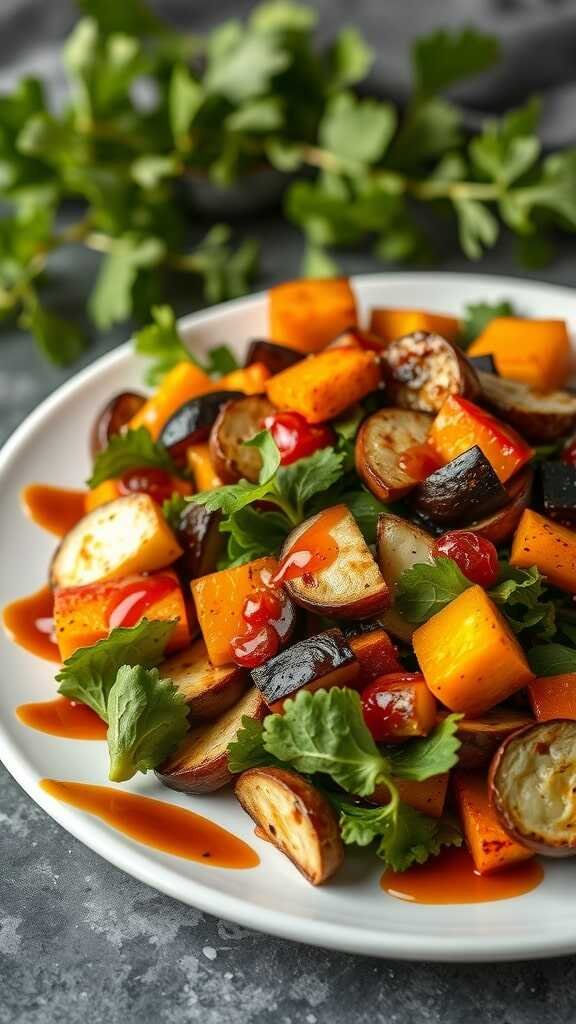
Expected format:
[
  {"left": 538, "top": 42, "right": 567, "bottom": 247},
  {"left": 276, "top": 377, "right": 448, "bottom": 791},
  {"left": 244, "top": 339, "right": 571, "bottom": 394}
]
[
  {"left": 380, "top": 846, "right": 543, "bottom": 904},
  {"left": 22, "top": 483, "right": 86, "bottom": 536},
  {"left": 16, "top": 697, "right": 106, "bottom": 739},
  {"left": 3, "top": 585, "right": 59, "bottom": 662},
  {"left": 40, "top": 779, "right": 260, "bottom": 868}
]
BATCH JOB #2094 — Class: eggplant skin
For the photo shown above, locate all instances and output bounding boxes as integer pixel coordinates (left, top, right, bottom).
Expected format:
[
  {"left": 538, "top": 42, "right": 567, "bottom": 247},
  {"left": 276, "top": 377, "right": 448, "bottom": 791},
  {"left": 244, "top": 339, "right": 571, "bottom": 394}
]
[
  {"left": 244, "top": 339, "right": 303, "bottom": 375},
  {"left": 234, "top": 766, "right": 344, "bottom": 885},
  {"left": 489, "top": 719, "right": 576, "bottom": 856},
  {"left": 159, "top": 391, "right": 244, "bottom": 463},
  {"left": 381, "top": 331, "right": 480, "bottom": 413},
  {"left": 464, "top": 466, "right": 533, "bottom": 546},
  {"left": 251, "top": 628, "right": 358, "bottom": 707},
  {"left": 479, "top": 371, "right": 576, "bottom": 443},
  {"left": 540, "top": 462, "right": 576, "bottom": 526},
  {"left": 90, "top": 391, "right": 146, "bottom": 457},
  {"left": 413, "top": 445, "right": 508, "bottom": 526}
]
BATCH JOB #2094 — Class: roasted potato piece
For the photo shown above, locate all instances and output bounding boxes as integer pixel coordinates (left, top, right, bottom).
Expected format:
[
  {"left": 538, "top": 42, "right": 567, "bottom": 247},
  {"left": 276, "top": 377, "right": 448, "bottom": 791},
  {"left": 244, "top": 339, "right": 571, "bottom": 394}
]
[
  {"left": 159, "top": 391, "right": 243, "bottom": 465},
  {"left": 244, "top": 339, "right": 303, "bottom": 375},
  {"left": 381, "top": 331, "right": 480, "bottom": 413},
  {"left": 280, "top": 506, "right": 390, "bottom": 619},
  {"left": 251, "top": 628, "right": 359, "bottom": 711},
  {"left": 90, "top": 391, "right": 146, "bottom": 457},
  {"left": 355, "top": 408, "right": 434, "bottom": 502},
  {"left": 51, "top": 494, "right": 183, "bottom": 588},
  {"left": 454, "top": 709, "right": 535, "bottom": 769},
  {"left": 479, "top": 371, "right": 576, "bottom": 443},
  {"left": 156, "top": 686, "right": 265, "bottom": 794},
  {"left": 376, "top": 514, "right": 435, "bottom": 641},
  {"left": 413, "top": 445, "right": 508, "bottom": 526},
  {"left": 209, "top": 395, "right": 276, "bottom": 483},
  {"left": 465, "top": 466, "right": 533, "bottom": 545},
  {"left": 161, "top": 639, "right": 247, "bottom": 721},
  {"left": 174, "top": 504, "right": 224, "bottom": 581},
  {"left": 235, "top": 766, "right": 344, "bottom": 885},
  {"left": 489, "top": 719, "right": 576, "bottom": 856}
]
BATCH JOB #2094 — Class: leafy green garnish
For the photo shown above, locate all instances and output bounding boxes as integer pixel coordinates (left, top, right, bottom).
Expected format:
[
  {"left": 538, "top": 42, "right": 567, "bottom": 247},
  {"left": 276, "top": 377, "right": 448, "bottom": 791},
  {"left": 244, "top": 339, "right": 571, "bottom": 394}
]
[
  {"left": 528, "top": 642, "right": 576, "bottom": 677},
  {"left": 106, "top": 665, "right": 189, "bottom": 782},
  {"left": 396, "top": 557, "right": 470, "bottom": 623},
  {"left": 385, "top": 715, "right": 463, "bottom": 781},
  {"left": 87, "top": 427, "right": 178, "bottom": 488},
  {"left": 459, "top": 299, "right": 516, "bottom": 346},
  {"left": 219, "top": 506, "right": 291, "bottom": 569},
  {"left": 412, "top": 27, "right": 500, "bottom": 98},
  {"left": 134, "top": 304, "right": 238, "bottom": 385},
  {"left": 161, "top": 492, "right": 187, "bottom": 530},
  {"left": 56, "top": 619, "right": 176, "bottom": 720},
  {"left": 227, "top": 715, "right": 280, "bottom": 773}
]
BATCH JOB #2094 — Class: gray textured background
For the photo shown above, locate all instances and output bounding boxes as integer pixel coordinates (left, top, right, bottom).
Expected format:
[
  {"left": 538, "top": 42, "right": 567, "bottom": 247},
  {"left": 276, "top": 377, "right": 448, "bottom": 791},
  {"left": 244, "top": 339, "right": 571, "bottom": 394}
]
[{"left": 2, "top": 3, "right": 576, "bottom": 1022}]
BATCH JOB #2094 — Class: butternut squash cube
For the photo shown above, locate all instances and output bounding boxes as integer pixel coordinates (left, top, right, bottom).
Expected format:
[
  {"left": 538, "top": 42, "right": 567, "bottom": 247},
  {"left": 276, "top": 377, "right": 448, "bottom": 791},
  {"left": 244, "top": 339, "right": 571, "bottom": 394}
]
[
  {"left": 510, "top": 508, "right": 576, "bottom": 593},
  {"left": 369, "top": 308, "right": 460, "bottom": 344},
  {"left": 129, "top": 362, "right": 215, "bottom": 439},
  {"left": 413, "top": 585, "right": 534, "bottom": 716},
  {"left": 468, "top": 317, "right": 571, "bottom": 392},
  {"left": 186, "top": 443, "right": 223, "bottom": 491},
  {"left": 529, "top": 674, "right": 576, "bottom": 721},
  {"left": 453, "top": 771, "right": 533, "bottom": 874},
  {"left": 266, "top": 347, "right": 381, "bottom": 424},
  {"left": 269, "top": 277, "right": 358, "bottom": 353}
]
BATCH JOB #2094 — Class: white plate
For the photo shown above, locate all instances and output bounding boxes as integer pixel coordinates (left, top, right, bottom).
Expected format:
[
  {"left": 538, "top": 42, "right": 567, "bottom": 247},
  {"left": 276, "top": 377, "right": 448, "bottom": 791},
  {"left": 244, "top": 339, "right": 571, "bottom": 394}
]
[{"left": 1, "top": 272, "right": 576, "bottom": 963}]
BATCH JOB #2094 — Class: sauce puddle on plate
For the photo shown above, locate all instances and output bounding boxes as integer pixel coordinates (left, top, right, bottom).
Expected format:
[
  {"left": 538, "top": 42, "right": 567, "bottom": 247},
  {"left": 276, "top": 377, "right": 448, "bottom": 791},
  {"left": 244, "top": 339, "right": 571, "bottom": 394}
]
[
  {"left": 17, "top": 697, "right": 106, "bottom": 740},
  {"left": 381, "top": 846, "right": 543, "bottom": 904},
  {"left": 22, "top": 483, "right": 86, "bottom": 537},
  {"left": 40, "top": 779, "right": 260, "bottom": 869},
  {"left": 3, "top": 585, "right": 59, "bottom": 662}
]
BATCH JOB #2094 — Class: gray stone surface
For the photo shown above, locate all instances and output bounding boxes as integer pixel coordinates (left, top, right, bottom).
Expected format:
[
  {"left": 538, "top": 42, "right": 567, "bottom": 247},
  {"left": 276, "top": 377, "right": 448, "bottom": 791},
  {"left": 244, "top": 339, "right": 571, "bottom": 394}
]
[{"left": 1, "top": 214, "right": 576, "bottom": 1021}]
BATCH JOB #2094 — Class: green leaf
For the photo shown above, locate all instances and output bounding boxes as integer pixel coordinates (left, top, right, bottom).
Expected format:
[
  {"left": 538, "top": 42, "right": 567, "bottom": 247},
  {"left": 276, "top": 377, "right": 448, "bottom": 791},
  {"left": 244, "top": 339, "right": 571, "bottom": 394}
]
[
  {"left": 169, "top": 64, "right": 203, "bottom": 146},
  {"left": 325, "top": 28, "right": 374, "bottom": 90},
  {"left": 470, "top": 100, "right": 543, "bottom": 188},
  {"left": 161, "top": 492, "right": 187, "bottom": 530},
  {"left": 227, "top": 716, "right": 276, "bottom": 772},
  {"left": 385, "top": 714, "right": 462, "bottom": 781},
  {"left": 219, "top": 506, "right": 291, "bottom": 568},
  {"left": 396, "top": 557, "right": 471, "bottom": 624},
  {"left": 134, "top": 304, "right": 196, "bottom": 385},
  {"left": 507, "top": 149, "right": 576, "bottom": 231},
  {"left": 107, "top": 665, "right": 189, "bottom": 782},
  {"left": 23, "top": 300, "right": 87, "bottom": 366},
  {"left": 88, "top": 426, "right": 177, "bottom": 488},
  {"left": 190, "top": 430, "right": 283, "bottom": 516},
  {"left": 302, "top": 243, "right": 339, "bottom": 278},
  {"left": 56, "top": 619, "right": 175, "bottom": 720},
  {"left": 319, "top": 92, "right": 396, "bottom": 165},
  {"left": 131, "top": 154, "right": 180, "bottom": 189},
  {"left": 413, "top": 27, "right": 500, "bottom": 97},
  {"left": 455, "top": 197, "right": 499, "bottom": 260},
  {"left": 89, "top": 235, "right": 165, "bottom": 330},
  {"left": 76, "top": 0, "right": 162, "bottom": 36},
  {"left": 205, "top": 28, "right": 289, "bottom": 103},
  {"left": 392, "top": 98, "right": 461, "bottom": 167},
  {"left": 205, "top": 344, "right": 239, "bottom": 376},
  {"left": 226, "top": 98, "right": 284, "bottom": 133},
  {"left": 489, "top": 564, "right": 556, "bottom": 642},
  {"left": 190, "top": 227, "right": 259, "bottom": 304},
  {"left": 459, "top": 299, "right": 516, "bottom": 346},
  {"left": 263, "top": 688, "right": 391, "bottom": 797},
  {"left": 250, "top": 1, "right": 316, "bottom": 33},
  {"left": 276, "top": 446, "right": 344, "bottom": 514},
  {"left": 528, "top": 643, "right": 576, "bottom": 677}
]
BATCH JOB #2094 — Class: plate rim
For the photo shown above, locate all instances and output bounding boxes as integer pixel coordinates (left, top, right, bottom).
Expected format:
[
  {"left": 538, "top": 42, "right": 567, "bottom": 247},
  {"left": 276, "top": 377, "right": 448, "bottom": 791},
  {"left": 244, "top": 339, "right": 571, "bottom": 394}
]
[{"left": 2, "top": 270, "right": 576, "bottom": 962}]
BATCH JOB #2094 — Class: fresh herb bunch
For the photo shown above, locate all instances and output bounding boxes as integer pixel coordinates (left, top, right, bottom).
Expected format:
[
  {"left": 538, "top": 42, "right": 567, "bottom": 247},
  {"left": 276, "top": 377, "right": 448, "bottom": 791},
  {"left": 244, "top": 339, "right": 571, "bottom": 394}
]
[{"left": 1, "top": 0, "right": 575, "bottom": 365}]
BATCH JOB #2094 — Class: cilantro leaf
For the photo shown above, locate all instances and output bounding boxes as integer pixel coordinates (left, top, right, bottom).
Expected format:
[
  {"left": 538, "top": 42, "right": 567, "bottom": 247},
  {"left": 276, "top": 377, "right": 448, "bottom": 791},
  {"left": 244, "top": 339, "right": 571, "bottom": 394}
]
[
  {"left": 412, "top": 27, "right": 500, "bottom": 98},
  {"left": 460, "top": 299, "right": 516, "bottom": 346},
  {"left": 396, "top": 558, "right": 470, "bottom": 624},
  {"left": 106, "top": 665, "right": 189, "bottom": 782},
  {"left": 205, "top": 344, "right": 239, "bottom": 376},
  {"left": 219, "top": 506, "right": 291, "bottom": 568},
  {"left": 326, "top": 28, "right": 374, "bottom": 91},
  {"left": 134, "top": 305, "right": 198, "bottom": 385},
  {"left": 227, "top": 715, "right": 275, "bottom": 772},
  {"left": 489, "top": 564, "right": 556, "bottom": 642},
  {"left": 471, "top": 100, "right": 541, "bottom": 188},
  {"left": 455, "top": 197, "right": 499, "bottom": 260},
  {"left": 385, "top": 714, "right": 462, "bottom": 781},
  {"left": 528, "top": 643, "right": 576, "bottom": 677},
  {"left": 262, "top": 688, "right": 391, "bottom": 797},
  {"left": 23, "top": 299, "right": 87, "bottom": 367},
  {"left": 205, "top": 27, "right": 289, "bottom": 102},
  {"left": 162, "top": 492, "right": 187, "bottom": 530},
  {"left": 276, "top": 446, "right": 345, "bottom": 516},
  {"left": 88, "top": 426, "right": 178, "bottom": 488},
  {"left": 89, "top": 235, "right": 165, "bottom": 330},
  {"left": 56, "top": 619, "right": 176, "bottom": 720},
  {"left": 190, "top": 430, "right": 283, "bottom": 515}
]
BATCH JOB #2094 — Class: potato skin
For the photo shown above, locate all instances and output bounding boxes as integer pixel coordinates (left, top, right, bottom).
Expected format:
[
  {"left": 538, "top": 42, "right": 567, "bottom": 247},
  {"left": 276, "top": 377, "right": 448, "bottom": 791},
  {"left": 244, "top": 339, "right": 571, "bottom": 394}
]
[
  {"left": 355, "top": 408, "right": 433, "bottom": 503},
  {"left": 235, "top": 766, "right": 344, "bottom": 885},
  {"left": 479, "top": 371, "right": 576, "bottom": 443},
  {"left": 381, "top": 331, "right": 480, "bottom": 413},
  {"left": 489, "top": 719, "right": 576, "bottom": 856},
  {"left": 209, "top": 395, "right": 276, "bottom": 483},
  {"left": 455, "top": 710, "right": 535, "bottom": 770}
]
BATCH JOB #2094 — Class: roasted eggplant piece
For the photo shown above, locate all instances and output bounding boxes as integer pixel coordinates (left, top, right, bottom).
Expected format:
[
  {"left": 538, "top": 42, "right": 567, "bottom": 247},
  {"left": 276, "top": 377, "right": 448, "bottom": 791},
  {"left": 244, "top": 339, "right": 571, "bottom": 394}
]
[
  {"left": 244, "top": 339, "right": 303, "bottom": 375},
  {"left": 376, "top": 514, "right": 435, "bottom": 641},
  {"left": 355, "top": 408, "right": 434, "bottom": 502},
  {"left": 465, "top": 465, "right": 534, "bottom": 545},
  {"left": 479, "top": 371, "right": 576, "bottom": 442},
  {"left": 174, "top": 503, "right": 223, "bottom": 581},
  {"left": 50, "top": 493, "right": 183, "bottom": 588},
  {"left": 381, "top": 331, "right": 481, "bottom": 413},
  {"left": 469, "top": 354, "right": 498, "bottom": 375},
  {"left": 234, "top": 767, "right": 344, "bottom": 885},
  {"left": 279, "top": 506, "right": 390, "bottom": 619},
  {"left": 455, "top": 709, "right": 535, "bottom": 770},
  {"left": 90, "top": 391, "right": 146, "bottom": 457},
  {"left": 489, "top": 719, "right": 576, "bottom": 856},
  {"left": 251, "top": 628, "right": 359, "bottom": 711},
  {"left": 156, "top": 686, "right": 265, "bottom": 794},
  {"left": 413, "top": 445, "right": 508, "bottom": 526},
  {"left": 162, "top": 639, "right": 247, "bottom": 721},
  {"left": 209, "top": 395, "right": 276, "bottom": 483},
  {"left": 540, "top": 462, "right": 576, "bottom": 525},
  {"left": 159, "top": 391, "right": 244, "bottom": 465}
]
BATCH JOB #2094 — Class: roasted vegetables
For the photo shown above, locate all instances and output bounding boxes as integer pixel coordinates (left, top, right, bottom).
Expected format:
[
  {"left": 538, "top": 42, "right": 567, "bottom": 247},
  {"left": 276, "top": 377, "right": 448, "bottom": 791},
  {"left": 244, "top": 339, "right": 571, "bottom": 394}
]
[
  {"left": 529, "top": 674, "right": 576, "bottom": 721},
  {"left": 51, "top": 494, "right": 183, "bottom": 588},
  {"left": 186, "top": 443, "right": 222, "bottom": 491},
  {"left": 348, "top": 628, "right": 401, "bottom": 682},
  {"left": 479, "top": 371, "right": 576, "bottom": 443},
  {"left": 161, "top": 639, "right": 247, "bottom": 721},
  {"left": 266, "top": 347, "right": 381, "bottom": 424},
  {"left": 369, "top": 309, "right": 460, "bottom": 344},
  {"left": 540, "top": 462, "right": 576, "bottom": 525},
  {"left": 429, "top": 395, "right": 533, "bottom": 483},
  {"left": 380, "top": 331, "right": 480, "bottom": 412},
  {"left": 414, "top": 446, "right": 509, "bottom": 526},
  {"left": 376, "top": 514, "right": 435, "bottom": 641},
  {"left": 159, "top": 390, "right": 243, "bottom": 465},
  {"left": 130, "top": 362, "right": 216, "bottom": 439},
  {"left": 468, "top": 316, "right": 571, "bottom": 391},
  {"left": 371, "top": 774, "right": 449, "bottom": 818},
  {"left": 510, "top": 508, "right": 576, "bottom": 593},
  {"left": 251, "top": 628, "right": 359, "bottom": 711},
  {"left": 209, "top": 395, "right": 276, "bottom": 483},
  {"left": 466, "top": 465, "right": 533, "bottom": 546},
  {"left": 489, "top": 719, "right": 576, "bottom": 855},
  {"left": 355, "top": 408, "right": 434, "bottom": 502},
  {"left": 173, "top": 504, "right": 223, "bottom": 581},
  {"left": 235, "top": 766, "right": 344, "bottom": 884},
  {"left": 268, "top": 277, "right": 358, "bottom": 353},
  {"left": 361, "top": 672, "right": 437, "bottom": 741},
  {"left": 454, "top": 771, "right": 533, "bottom": 874},
  {"left": 244, "top": 339, "right": 303, "bottom": 375},
  {"left": 90, "top": 391, "right": 146, "bottom": 457},
  {"left": 413, "top": 585, "right": 534, "bottom": 716},
  {"left": 455, "top": 710, "right": 535, "bottom": 769}
]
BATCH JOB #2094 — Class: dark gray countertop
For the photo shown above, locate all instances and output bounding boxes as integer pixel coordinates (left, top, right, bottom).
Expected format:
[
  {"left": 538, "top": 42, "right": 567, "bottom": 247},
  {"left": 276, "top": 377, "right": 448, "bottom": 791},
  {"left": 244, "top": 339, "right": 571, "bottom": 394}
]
[{"left": 2, "top": 218, "right": 576, "bottom": 1023}]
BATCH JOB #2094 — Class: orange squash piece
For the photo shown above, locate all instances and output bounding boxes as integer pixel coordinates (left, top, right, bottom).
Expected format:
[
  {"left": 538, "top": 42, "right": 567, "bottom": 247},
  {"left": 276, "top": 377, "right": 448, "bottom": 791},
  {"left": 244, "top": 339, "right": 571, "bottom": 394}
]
[
  {"left": 53, "top": 568, "right": 190, "bottom": 661},
  {"left": 186, "top": 443, "right": 222, "bottom": 491},
  {"left": 191, "top": 556, "right": 278, "bottom": 667},
  {"left": 218, "top": 362, "right": 270, "bottom": 394},
  {"left": 266, "top": 347, "right": 381, "bottom": 424},
  {"left": 510, "top": 509, "right": 576, "bottom": 593},
  {"left": 453, "top": 771, "right": 533, "bottom": 874},
  {"left": 429, "top": 394, "right": 533, "bottom": 482},
  {"left": 372, "top": 774, "right": 449, "bottom": 818},
  {"left": 85, "top": 476, "right": 191, "bottom": 513},
  {"left": 348, "top": 628, "right": 401, "bottom": 682},
  {"left": 529, "top": 674, "right": 576, "bottom": 721},
  {"left": 269, "top": 278, "right": 358, "bottom": 353},
  {"left": 129, "top": 362, "right": 215, "bottom": 439},
  {"left": 369, "top": 308, "right": 460, "bottom": 344},
  {"left": 468, "top": 317, "right": 571, "bottom": 392},
  {"left": 413, "top": 585, "right": 534, "bottom": 716}
]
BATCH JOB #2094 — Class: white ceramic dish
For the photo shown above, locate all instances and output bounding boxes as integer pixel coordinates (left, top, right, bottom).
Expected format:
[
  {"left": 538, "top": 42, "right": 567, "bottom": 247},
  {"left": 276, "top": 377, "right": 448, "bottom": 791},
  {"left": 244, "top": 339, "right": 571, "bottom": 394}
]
[{"left": 1, "top": 272, "right": 575, "bottom": 962}]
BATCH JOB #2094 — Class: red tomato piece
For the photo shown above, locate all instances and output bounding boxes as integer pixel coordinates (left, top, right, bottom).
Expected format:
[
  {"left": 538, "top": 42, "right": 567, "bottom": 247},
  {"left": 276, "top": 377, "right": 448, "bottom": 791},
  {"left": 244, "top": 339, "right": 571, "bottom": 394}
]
[
  {"left": 117, "top": 467, "right": 175, "bottom": 504},
  {"left": 434, "top": 530, "right": 499, "bottom": 588},
  {"left": 264, "top": 411, "right": 334, "bottom": 465},
  {"left": 361, "top": 672, "right": 437, "bottom": 742}
]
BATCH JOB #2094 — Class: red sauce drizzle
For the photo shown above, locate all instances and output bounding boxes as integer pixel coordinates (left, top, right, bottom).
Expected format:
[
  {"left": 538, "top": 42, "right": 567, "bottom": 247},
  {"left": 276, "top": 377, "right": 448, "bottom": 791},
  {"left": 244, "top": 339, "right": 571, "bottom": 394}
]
[
  {"left": 381, "top": 846, "right": 544, "bottom": 904},
  {"left": 40, "top": 779, "right": 260, "bottom": 869},
  {"left": 22, "top": 484, "right": 86, "bottom": 537},
  {"left": 273, "top": 504, "right": 346, "bottom": 584},
  {"left": 3, "top": 585, "right": 59, "bottom": 662},
  {"left": 17, "top": 697, "right": 106, "bottom": 740},
  {"left": 398, "top": 443, "right": 442, "bottom": 482},
  {"left": 107, "top": 575, "right": 178, "bottom": 629}
]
